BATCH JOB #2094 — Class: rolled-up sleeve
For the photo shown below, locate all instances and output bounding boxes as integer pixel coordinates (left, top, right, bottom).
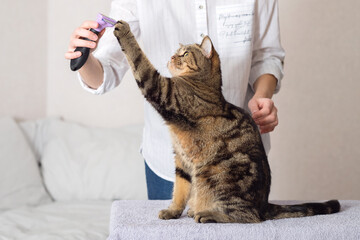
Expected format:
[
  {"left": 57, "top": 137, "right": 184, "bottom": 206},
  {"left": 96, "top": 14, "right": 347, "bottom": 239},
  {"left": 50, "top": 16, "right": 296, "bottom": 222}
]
[
  {"left": 78, "top": 0, "right": 140, "bottom": 95},
  {"left": 249, "top": 0, "right": 285, "bottom": 94}
]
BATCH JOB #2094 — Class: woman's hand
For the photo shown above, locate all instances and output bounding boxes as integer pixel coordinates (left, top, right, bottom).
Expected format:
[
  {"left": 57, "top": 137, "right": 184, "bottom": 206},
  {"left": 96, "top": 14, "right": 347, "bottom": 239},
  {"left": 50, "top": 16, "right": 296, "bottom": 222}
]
[
  {"left": 248, "top": 97, "right": 278, "bottom": 134},
  {"left": 65, "top": 21, "right": 105, "bottom": 60}
]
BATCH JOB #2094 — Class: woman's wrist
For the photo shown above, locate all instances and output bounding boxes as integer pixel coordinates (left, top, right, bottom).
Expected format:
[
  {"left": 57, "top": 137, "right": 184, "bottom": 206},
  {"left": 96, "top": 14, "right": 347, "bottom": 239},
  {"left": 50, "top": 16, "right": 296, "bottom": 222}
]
[
  {"left": 253, "top": 74, "right": 277, "bottom": 99},
  {"left": 78, "top": 54, "right": 104, "bottom": 89}
]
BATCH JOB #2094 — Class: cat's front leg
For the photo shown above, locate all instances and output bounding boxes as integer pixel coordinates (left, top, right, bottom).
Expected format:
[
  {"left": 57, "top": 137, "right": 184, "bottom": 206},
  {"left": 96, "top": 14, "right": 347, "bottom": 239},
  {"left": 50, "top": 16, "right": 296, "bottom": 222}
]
[
  {"left": 114, "top": 20, "right": 176, "bottom": 117},
  {"left": 186, "top": 189, "right": 196, "bottom": 218},
  {"left": 113, "top": 20, "right": 140, "bottom": 66},
  {"left": 159, "top": 155, "right": 192, "bottom": 220}
]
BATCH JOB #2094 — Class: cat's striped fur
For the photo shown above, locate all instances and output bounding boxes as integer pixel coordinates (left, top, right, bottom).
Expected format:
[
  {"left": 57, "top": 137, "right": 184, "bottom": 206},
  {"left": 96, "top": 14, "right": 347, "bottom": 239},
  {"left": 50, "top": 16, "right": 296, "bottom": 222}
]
[{"left": 113, "top": 21, "right": 340, "bottom": 223}]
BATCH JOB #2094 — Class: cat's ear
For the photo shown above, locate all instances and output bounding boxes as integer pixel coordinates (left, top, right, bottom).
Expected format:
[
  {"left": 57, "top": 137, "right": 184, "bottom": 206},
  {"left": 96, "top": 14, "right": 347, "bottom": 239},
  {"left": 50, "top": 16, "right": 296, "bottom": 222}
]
[
  {"left": 200, "top": 36, "right": 213, "bottom": 58},
  {"left": 179, "top": 43, "right": 185, "bottom": 48}
]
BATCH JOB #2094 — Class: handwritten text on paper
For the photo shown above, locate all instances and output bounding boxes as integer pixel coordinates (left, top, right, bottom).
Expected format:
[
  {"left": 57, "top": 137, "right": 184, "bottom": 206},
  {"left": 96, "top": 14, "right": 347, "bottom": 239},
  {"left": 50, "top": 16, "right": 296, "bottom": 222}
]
[{"left": 216, "top": 3, "right": 255, "bottom": 57}]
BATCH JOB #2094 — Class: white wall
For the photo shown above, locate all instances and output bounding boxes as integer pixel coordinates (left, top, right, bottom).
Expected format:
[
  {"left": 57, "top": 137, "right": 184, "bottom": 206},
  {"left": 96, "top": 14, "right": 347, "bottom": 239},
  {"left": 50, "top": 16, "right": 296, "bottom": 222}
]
[
  {"left": 269, "top": 0, "right": 360, "bottom": 200},
  {"left": 0, "top": 0, "right": 359, "bottom": 200},
  {"left": 0, "top": 0, "right": 47, "bottom": 120},
  {"left": 46, "top": 0, "right": 144, "bottom": 127}
]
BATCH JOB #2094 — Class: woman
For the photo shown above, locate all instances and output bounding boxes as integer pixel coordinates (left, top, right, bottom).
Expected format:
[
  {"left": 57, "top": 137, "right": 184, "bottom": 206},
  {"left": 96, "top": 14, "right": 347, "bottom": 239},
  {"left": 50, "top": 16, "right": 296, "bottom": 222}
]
[{"left": 65, "top": 0, "right": 285, "bottom": 200}]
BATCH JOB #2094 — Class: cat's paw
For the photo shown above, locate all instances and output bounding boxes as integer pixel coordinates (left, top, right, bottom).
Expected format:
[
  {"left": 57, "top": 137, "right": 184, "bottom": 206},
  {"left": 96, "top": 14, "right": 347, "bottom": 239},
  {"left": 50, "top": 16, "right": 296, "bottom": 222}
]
[
  {"left": 113, "top": 20, "right": 131, "bottom": 39},
  {"left": 194, "top": 211, "right": 219, "bottom": 223},
  {"left": 158, "top": 209, "right": 183, "bottom": 220},
  {"left": 187, "top": 208, "right": 195, "bottom": 218}
]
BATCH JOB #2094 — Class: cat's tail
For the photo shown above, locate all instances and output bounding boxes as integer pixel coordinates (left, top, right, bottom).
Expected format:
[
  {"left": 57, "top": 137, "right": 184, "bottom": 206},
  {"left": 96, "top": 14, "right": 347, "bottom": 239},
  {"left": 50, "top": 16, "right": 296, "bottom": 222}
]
[{"left": 264, "top": 200, "right": 340, "bottom": 220}]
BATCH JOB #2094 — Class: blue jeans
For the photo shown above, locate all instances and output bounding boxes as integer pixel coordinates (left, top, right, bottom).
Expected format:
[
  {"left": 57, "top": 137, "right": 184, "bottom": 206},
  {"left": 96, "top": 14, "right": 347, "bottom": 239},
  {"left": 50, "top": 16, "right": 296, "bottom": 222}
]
[{"left": 144, "top": 161, "right": 173, "bottom": 200}]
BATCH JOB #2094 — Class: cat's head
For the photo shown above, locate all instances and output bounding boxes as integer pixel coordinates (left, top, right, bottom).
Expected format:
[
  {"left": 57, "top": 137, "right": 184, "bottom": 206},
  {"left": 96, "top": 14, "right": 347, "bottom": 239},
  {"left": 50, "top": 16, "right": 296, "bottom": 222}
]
[{"left": 168, "top": 36, "right": 221, "bottom": 88}]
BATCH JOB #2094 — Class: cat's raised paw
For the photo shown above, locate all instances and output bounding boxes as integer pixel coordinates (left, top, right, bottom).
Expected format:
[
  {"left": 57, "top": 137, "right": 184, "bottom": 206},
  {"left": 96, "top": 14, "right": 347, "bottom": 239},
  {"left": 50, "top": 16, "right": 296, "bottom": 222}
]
[
  {"left": 113, "top": 20, "right": 131, "bottom": 39},
  {"left": 158, "top": 209, "right": 182, "bottom": 220}
]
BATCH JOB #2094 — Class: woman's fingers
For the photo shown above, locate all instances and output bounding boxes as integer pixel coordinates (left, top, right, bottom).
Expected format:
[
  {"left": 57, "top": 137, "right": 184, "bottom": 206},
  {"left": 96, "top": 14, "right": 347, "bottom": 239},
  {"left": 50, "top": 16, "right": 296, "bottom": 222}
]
[
  {"left": 64, "top": 51, "right": 81, "bottom": 60},
  {"left": 65, "top": 21, "right": 100, "bottom": 59},
  {"left": 71, "top": 27, "right": 99, "bottom": 42},
  {"left": 251, "top": 99, "right": 274, "bottom": 120},
  {"left": 259, "top": 120, "right": 278, "bottom": 134},
  {"left": 70, "top": 38, "right": 97, "bottom": 50},
  {"left": 254, "top": 106, "right": 278, "bottom": 126},
  {"left": 80, "top": 20, "right": 99, "bottom": 29},
  {"left": 248, "top": 97, "right": 279, "bottom": 133}
]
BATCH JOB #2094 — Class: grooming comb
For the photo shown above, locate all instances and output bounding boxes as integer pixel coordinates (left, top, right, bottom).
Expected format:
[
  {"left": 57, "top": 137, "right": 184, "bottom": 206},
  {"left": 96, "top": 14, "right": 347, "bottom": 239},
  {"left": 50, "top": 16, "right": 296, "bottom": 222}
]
[{"left": 70, "top": 13, "right": 117, "bottom": 71}]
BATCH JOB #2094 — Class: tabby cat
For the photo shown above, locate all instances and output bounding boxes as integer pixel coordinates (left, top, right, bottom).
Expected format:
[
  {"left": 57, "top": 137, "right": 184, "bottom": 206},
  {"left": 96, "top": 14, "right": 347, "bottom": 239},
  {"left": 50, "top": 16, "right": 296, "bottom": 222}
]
[{"left": 113, "top": 21, "right": 340, "bottom": 223}]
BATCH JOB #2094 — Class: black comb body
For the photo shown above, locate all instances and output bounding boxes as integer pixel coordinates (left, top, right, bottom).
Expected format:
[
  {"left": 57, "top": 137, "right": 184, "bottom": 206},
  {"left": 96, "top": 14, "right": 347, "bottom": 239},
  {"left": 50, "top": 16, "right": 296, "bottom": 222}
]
[{"left": 70, "top": 28, "right": 100, "bottom": 71}]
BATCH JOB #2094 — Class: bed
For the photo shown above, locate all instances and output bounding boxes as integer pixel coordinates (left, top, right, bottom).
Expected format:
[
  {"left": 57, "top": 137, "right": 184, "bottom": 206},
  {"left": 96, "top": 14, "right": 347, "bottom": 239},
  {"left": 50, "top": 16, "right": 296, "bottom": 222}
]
[
  {"left": 0, "top": 117, "right": 147, "bottom": 240},
  {"left": 1, "top": 117, "right": 359, "bottom": 240}
]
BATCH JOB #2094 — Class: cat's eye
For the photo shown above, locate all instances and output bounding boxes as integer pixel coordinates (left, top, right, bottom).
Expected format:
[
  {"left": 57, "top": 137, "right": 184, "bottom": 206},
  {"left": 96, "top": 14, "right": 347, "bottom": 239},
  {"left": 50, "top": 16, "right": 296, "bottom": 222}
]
[{"left": 183, "top": 51, "right": 189, "bottom": 57}]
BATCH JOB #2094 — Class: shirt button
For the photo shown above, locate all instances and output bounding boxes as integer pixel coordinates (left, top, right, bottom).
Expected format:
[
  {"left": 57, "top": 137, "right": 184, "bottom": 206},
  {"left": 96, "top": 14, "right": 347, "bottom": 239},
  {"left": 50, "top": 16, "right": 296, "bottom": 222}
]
[
  {"left": 200, "top": 33, "right": 205, "bottom": 38},
  {"left": 199, "top": 5, "right": 204, "bottom": 9}
]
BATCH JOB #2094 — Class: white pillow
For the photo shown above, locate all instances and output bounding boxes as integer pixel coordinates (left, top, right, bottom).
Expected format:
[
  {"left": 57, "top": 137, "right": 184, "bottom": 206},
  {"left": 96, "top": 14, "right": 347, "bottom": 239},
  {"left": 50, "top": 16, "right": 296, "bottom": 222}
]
[
  {"left": 0, "top": 117, "right": 51, "bottom": 211},
  {"left": 41, "top": 119, "right": 147, "bottom": 201},
  {"left": 18, "top": 117, "right": 62, "bottom": 163}
]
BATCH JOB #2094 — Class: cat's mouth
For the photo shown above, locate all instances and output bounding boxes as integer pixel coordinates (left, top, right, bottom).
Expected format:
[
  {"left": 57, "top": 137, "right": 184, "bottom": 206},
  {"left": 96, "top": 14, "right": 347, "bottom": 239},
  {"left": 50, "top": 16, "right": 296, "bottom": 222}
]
[
  {"left": 168, "top": 58, "right": 184, "bottom": 76},
  {"left": 168, "top": 61, "right": 178, "bottom": 76}
]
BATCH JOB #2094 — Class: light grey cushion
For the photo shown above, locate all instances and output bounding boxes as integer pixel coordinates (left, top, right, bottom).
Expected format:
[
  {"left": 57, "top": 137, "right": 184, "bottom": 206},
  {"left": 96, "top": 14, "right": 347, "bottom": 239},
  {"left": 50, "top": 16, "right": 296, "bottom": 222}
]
[{"left": 108, "top": 200, "right": 360, "bottom": 240}]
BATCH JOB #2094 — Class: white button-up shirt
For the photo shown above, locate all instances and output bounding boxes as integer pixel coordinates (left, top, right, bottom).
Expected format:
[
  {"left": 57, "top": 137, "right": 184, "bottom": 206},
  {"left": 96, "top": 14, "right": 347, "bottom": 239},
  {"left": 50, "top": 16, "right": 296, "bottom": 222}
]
[{"left": 79, "top": 0, "right": 285, "bottom": 182}]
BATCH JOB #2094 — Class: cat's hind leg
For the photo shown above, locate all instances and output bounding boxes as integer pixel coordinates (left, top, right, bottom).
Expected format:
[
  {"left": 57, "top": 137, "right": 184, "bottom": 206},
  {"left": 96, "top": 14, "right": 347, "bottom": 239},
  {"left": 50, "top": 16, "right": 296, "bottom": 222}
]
[
  {"left": 194, "top": 207, "right": 262, "bottom": 223},
  {"left": 159, "top": 155, "right": 192, "bottom": 220},
  {"left": 194, "top": 210, "right": 234, "bottom": 223}
]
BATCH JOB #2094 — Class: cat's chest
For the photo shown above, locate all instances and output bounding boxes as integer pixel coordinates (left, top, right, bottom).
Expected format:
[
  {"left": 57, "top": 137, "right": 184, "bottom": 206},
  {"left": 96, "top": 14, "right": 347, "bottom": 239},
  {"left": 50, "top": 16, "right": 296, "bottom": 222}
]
[{"left": 168, "top": 125, "right": 204, "bottom": 165}]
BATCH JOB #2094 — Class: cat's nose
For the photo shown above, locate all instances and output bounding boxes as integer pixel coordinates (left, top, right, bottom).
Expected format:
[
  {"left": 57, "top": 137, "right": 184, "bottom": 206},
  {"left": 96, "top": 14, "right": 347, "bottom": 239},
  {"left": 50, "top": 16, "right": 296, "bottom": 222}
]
[{"left": 171, "top": 56, "right": 176, "bottom": 61}]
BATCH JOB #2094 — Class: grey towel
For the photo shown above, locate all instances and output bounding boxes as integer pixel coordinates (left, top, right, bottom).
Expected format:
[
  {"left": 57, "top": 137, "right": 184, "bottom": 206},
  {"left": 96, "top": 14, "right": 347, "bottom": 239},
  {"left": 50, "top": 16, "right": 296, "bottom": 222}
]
[{"left": 108, "top": 200, "right": 360, "bottom": 240}]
